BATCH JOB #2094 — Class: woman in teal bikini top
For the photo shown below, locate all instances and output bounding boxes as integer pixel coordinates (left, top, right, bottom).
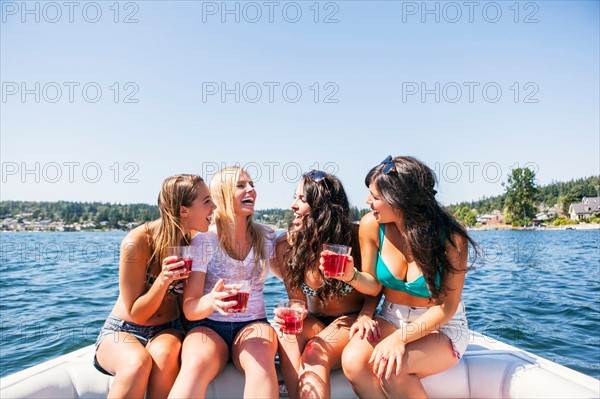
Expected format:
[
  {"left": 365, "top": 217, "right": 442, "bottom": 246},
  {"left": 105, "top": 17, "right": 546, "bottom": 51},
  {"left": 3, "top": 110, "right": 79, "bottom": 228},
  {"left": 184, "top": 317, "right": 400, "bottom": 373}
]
[
  {"left": 323, "top": 155, "right": 478, "bottom": 399},
  {"left": 375, "top": 223, "right": 443, "bottom": 298}
]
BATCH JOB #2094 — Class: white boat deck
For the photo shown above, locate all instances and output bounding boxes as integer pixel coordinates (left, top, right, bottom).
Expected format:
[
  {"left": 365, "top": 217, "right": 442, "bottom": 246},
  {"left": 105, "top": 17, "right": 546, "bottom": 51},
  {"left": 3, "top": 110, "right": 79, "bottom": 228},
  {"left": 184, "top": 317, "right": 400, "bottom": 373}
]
[{"left": 1, "top": 331, "right": 598, "bottom": 398}]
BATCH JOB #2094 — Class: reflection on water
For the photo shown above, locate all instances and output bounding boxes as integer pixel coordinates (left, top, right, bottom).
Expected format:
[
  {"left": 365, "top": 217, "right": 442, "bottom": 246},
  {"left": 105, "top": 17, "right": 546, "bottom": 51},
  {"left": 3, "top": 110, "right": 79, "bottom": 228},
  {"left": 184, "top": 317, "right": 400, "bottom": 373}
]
[{"left": 1, "top": 230, "right": 598, "bottom": 379}]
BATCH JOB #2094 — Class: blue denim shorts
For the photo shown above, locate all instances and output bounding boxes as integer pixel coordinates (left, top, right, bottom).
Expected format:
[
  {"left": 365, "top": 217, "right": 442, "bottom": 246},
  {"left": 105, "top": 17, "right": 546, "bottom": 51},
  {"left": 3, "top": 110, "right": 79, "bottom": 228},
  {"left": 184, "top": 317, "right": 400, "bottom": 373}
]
[
  {"left": 93, "top": 315, "right": 184, "bottom": 375},
  {"left": 187, "top": 318, "right": 269, "bottom": 350}
]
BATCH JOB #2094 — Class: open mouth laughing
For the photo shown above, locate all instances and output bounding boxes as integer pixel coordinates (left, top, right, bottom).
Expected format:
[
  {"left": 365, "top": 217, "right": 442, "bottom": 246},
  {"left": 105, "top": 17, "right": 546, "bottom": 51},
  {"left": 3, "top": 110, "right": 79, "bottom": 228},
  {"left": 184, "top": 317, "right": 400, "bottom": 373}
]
[{"left": 241, "top": 197, "right": 255, "bottom": 206}]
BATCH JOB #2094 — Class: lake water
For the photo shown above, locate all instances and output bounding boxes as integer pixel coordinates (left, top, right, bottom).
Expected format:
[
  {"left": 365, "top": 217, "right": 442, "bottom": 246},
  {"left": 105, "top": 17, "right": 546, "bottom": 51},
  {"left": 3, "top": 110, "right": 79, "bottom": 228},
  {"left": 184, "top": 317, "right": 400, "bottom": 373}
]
[{"left": 1, "top": 230, "right": 598, "bottom": 379}]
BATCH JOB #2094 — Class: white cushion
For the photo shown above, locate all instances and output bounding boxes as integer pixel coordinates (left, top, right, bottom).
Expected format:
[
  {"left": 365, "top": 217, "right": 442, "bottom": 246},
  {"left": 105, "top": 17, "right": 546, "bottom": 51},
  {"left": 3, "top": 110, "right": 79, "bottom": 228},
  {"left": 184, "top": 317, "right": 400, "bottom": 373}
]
[{"left": 2, "top": 345, "right": 598, "bottom": 398}]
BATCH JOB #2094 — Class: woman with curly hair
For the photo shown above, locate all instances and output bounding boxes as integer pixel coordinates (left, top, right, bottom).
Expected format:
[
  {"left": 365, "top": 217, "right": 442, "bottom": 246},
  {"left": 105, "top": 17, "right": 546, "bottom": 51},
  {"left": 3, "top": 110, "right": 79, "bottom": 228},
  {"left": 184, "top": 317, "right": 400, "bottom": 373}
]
[
  {"left": 273, "top": 170, "right": 381, "bottom": 399},
  {"left": 328, "top": 156, "right": 477, "bottom": 398}
]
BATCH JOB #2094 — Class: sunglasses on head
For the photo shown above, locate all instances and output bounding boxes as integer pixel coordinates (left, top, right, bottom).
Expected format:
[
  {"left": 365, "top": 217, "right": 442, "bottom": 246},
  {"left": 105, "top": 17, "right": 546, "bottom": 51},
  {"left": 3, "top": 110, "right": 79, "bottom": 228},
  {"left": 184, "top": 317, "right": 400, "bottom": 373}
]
[
  {"left": 380, "top": 155, "right": 396, "bottom": 174},
  {"left": 304, "top": 169, "right": 327, "bottom": 182}
]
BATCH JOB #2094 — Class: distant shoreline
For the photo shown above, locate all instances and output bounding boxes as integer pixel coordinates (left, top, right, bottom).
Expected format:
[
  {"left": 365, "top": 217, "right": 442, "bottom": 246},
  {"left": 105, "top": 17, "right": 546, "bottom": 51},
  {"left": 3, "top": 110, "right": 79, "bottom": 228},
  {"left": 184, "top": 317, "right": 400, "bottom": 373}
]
[
  {"left": 0, "top": 222, "right": 286, "bottom": 233},
  {"left": 3, "top": 223, "right": 599, "bottom": 233},
  {"left": 468, "top": 223, "right": 600, "bottom": 231}
]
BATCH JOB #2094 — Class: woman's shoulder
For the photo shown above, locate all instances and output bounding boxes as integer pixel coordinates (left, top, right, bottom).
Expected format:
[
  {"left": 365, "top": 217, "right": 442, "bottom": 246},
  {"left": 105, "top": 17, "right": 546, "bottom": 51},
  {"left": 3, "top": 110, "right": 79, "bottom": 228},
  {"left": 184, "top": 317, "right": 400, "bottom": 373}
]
[
  {"left": 256, "top": 223, "right": 278, "bottom": 242},
  {"left": 191, "top": 225, "right": 218, "bottom": 244},
  {"left": 118, "top": 222, "right": 153, "bottom": 263},
  {"left": 446, "top": 229, "right": 468, "bottom": 251},
  {"left": 122, "top": 221, "right": 152, "bottom": 247},
  {"left": 276, "top": 231, "right": 290, "bottom": 250},
  {"left": 359, "top": 212, "right": 380, "bottom": 240}
]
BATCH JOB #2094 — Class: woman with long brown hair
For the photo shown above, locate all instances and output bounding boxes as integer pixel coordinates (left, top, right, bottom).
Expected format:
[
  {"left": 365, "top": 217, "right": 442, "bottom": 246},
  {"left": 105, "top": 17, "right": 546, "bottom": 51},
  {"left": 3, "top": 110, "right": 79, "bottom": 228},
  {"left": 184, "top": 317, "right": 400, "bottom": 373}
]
[
  {"left": 93, "top": 174, "right": 216, "bottom": 398},
  {"left": 329, "top": 156, "right": 477, "bottom": 398},
  {"left": 274, "top": 170, "right": 381, "bottom": 399}
]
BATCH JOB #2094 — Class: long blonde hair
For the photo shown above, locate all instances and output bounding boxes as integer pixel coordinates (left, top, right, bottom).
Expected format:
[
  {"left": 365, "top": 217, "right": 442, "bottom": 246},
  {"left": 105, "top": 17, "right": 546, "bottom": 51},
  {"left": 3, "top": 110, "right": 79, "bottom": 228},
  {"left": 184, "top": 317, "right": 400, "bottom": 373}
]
[
  {"left": 210, "top": 167, "right": 268, "bottom": 276},
  {"left": 147, "top": 174, "right": 204, "bottom": 278}
]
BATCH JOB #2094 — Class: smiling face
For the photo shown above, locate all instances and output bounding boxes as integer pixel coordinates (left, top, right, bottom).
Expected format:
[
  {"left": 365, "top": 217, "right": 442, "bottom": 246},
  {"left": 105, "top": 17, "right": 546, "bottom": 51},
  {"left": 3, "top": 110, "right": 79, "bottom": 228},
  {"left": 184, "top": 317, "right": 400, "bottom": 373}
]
[
  {"left": 290, "top": 181, "right": 311, "bottom": 232},
  {"left": 233, "top": 172, "right": 256, "bottom": 217},
  {"left": 366, "top": 182, "right": 401, "bottom": 224},
  {"left": 180, "top": 181, "right": 216, "bottom": 233}
]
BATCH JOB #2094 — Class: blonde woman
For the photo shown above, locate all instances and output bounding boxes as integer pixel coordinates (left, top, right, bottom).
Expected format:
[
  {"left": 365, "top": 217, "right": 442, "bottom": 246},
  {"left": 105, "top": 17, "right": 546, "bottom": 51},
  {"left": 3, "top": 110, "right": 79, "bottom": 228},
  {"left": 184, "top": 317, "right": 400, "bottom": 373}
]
[
  {"left": 93, "top": 174, "right": 216, "bottom": 398},
  {"left": 169, "top": 167, "right": 279, "bottom": 399}
]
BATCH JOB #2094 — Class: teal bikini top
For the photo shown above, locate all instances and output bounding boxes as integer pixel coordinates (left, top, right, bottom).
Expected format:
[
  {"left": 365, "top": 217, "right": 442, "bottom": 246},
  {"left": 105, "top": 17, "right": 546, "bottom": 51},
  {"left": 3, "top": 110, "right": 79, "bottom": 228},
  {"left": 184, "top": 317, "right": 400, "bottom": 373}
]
[{"left": 375, "top": 224, "right": 443, "bottom": 298}]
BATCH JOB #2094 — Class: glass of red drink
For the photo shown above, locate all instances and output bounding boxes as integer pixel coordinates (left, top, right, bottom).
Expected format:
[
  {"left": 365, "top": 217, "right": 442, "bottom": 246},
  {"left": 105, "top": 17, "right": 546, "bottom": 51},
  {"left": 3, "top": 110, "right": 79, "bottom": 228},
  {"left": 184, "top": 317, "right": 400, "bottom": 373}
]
[
  {"left": 322, "top": 243, "right": 351, "bottom": 278},
  {"left": 166, "top": 246, "right": 193, "bottom": 273},
  {"left": 223, "top": 279, "right": 251, "bottom": 313},
  {"left": 277, "top": 299, "right": 306, "bottom": 335}
]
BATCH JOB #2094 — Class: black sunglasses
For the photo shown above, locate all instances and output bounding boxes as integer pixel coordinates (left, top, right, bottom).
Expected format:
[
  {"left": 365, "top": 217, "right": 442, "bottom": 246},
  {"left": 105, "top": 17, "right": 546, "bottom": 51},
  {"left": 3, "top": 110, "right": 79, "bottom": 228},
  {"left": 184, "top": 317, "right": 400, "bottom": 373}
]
[
  {"left": 380, "top": 155, "right": 396, "bottom": 174},
  {"left": 304, "top": 169, "right": 327, "bottom": 182}
]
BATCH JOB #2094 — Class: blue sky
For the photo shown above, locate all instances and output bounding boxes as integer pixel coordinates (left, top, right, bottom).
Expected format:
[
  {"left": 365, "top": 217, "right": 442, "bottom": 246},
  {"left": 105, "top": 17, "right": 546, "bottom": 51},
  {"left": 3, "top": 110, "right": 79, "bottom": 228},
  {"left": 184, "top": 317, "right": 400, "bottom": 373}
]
[{"left": 1, "top": 1, "right": 598, "bottom": 210}]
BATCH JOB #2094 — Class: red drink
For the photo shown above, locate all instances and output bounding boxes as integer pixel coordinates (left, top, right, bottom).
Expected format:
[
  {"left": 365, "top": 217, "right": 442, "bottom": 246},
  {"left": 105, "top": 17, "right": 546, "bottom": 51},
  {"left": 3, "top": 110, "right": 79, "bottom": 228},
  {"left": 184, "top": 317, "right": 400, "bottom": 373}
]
[
  {"left": 167, "top": 257, "right": 192, "bottom": 274},
  {"left": 277, "top": 299, "right": 305, "bottom": 335},
  {"left": 282, "top": 311, "right": 303, "bottom": 335},
  {"left": 224, "top": 292, "right": 250, "bottom": 313},
  {"left": 322, "top": 253, "right": 348, "bottom": 278},
  {"left": 182, "top": 258, "right": 193, "bottom": 273}
]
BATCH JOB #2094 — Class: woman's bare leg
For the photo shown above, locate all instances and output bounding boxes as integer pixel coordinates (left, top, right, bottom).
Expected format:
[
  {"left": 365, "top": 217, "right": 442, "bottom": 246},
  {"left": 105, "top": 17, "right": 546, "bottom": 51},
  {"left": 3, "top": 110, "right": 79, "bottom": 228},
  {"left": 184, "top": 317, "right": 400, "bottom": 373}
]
[
  {"left": 145, "top": 329, "right": 183, "bottom": 398},
  {"left": 299, "top": 315, "right": 356, "bottom": 399},
  {"left": 95, "top": 332, "right": 153, "bottom": 399},
  {"left": 168, "top": 327, "right": 229, "bottom": 399},
  {"left": 232, "top": 322, "right": 279, "bottom": 399}
]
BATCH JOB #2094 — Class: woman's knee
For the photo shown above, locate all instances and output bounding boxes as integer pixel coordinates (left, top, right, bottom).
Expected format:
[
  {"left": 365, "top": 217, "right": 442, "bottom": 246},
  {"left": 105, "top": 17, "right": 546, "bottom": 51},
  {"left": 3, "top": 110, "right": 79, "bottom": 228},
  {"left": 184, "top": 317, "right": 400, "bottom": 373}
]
[
  {"left": 116, "top": 349, "right": 153, "bottom": 377},
  {"left": 181, "top": 346, "right": 217, "bottom": 371},
  {"left": 301, "top": 340, "right": 330, "bottom": 367},
  {"left": 247, "top": 342, "right": 277, "bottom": 366},
  {"left": 181, "top": 334, "right": 226, "bottom": 372},
  {"left": 236, "top": 340, "right": 277, "bottom": 372},
  {"left": 341, "top": 340, "right": 371, "bottom": 378},
  {"left": 150, "top": 338, "right": 181, "bottom": 369}
]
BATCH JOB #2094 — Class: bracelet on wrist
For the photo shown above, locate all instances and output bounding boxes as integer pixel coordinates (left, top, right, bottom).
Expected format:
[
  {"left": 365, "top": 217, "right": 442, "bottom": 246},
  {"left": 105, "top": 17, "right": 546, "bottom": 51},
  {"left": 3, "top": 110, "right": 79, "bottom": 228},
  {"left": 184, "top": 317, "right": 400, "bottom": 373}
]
[{"left": 345, "top": 267, "right": 359, "bottom": 284}]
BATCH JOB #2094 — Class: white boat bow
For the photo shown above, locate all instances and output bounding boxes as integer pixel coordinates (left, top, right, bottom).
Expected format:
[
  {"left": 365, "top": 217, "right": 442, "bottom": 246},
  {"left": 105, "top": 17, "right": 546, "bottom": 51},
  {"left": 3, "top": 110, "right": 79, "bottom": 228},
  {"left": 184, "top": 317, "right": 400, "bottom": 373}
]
[{"left": 1, "top": 331, "right": 598, "bottom": 398}]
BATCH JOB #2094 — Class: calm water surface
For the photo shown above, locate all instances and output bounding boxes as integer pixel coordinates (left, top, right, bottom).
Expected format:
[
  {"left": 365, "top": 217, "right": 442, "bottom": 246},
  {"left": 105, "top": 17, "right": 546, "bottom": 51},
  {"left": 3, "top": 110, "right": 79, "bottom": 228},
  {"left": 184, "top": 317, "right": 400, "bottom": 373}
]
[{"left": 1, "top": 230, "right": 598, "bottom": 379}]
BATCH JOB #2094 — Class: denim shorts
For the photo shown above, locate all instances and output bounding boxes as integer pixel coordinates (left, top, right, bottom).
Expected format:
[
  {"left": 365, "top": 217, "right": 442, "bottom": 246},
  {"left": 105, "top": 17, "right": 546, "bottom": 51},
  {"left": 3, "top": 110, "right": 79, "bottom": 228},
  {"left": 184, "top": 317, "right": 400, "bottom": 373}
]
[
  {"left": 187, "top": 317, "right": 270, "bottom": 350},
  {"left": 93, "top": 315, "right": 184, "bottom": 376},
  {"left": 376, "top": 300, "right": 469, "bottom": 359}
]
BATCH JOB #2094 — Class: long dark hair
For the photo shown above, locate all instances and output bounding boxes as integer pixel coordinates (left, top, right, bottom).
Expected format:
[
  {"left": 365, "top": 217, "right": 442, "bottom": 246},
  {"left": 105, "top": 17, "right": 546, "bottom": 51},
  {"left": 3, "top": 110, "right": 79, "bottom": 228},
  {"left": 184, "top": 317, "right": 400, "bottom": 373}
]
[
  {"left": 365, "top": 156, "right": 477, "bottom": 301},
  {"left": 286, "top": 172, "right": 361, "bottom": 304}
]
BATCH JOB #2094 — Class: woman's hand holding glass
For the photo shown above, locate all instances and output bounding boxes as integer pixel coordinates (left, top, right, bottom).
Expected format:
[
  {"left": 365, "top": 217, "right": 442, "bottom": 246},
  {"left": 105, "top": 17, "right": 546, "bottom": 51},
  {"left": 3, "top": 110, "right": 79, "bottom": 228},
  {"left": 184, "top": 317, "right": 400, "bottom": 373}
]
[
  {"left": 161, "top": 255, "right": 190, "bottom": 282},
  {"left": 272, "top": 300, "right": 308, "bottom": 337},
  {"left": 207, "top": 279, "right": 239, "bottom": 316},
  {"left": 318, "top": 250, "right": 355, "bottom": 282}
]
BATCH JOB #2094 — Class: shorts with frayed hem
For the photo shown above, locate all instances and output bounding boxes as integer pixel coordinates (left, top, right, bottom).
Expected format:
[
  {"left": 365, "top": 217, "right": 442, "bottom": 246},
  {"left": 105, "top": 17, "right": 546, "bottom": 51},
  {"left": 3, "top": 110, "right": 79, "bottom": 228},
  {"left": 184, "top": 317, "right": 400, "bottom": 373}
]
[
  {"left": 93, "top": 315, "right": 183, "bottom": 376},
  {"left": 376, "top": 300, "right": 469, "bottom": 359}
]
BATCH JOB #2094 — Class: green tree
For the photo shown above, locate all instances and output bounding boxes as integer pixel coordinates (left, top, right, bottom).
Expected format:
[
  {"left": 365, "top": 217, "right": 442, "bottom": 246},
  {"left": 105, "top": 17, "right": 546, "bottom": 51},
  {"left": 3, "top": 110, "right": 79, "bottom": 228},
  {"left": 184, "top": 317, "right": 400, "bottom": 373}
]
[
  {"left": 560, "top": 192, "right": 579, "bottom": 216},
  {"left": 504, "top": 167, "right": 538, "bottom": 226}
]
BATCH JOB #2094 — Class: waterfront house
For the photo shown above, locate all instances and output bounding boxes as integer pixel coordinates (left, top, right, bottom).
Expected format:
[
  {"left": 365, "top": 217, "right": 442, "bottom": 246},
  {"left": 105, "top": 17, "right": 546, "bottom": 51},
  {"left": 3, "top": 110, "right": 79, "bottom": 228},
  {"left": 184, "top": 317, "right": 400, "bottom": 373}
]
[
  {"left": 569, "top": 196, "right": 600, "bottom": 220},
  {"left": 477, "top": 210, "right": 504, "bottom": 225}
]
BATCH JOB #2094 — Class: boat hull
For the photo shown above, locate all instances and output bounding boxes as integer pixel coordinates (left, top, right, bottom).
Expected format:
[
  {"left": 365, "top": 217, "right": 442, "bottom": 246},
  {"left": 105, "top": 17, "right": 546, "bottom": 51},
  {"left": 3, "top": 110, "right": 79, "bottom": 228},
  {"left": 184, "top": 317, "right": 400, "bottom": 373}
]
[{"left": 1, "top": 331, "right": 598, "bottom": 398}]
